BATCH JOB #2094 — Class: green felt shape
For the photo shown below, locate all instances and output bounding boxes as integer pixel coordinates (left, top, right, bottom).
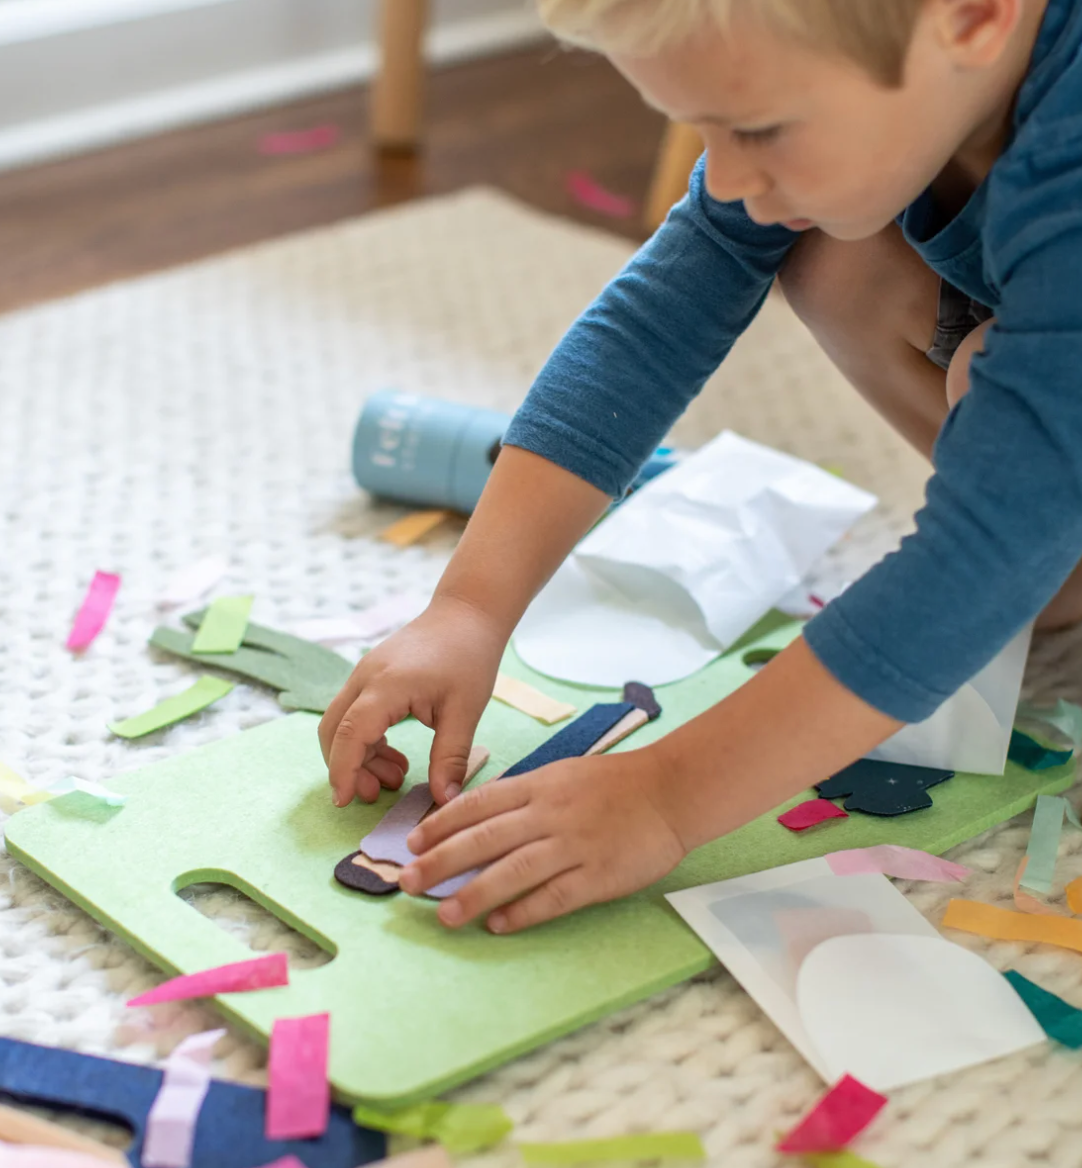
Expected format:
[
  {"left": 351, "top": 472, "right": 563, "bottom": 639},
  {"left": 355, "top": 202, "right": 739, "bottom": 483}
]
[
  {"left": 1004, "top": 970, "right": 1082, "bottom": 1048},
  {"left": 352, "top": 1101, "right": 513, "bottom": 1153},
  {"left": 6, "top": 618, "right": 1075, "bottom": 1107},
  {"left": 150, "top": 610, "right": 352, "bottom": 713},
  {"left": 109, "top": 676, "right": 235, "bottom": 739}
]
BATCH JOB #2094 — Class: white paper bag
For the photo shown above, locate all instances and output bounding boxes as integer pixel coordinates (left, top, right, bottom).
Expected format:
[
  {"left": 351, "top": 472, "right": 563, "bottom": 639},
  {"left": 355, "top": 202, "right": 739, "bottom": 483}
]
[
  {"left": 870, "top": 624, "right": 1032, "bottom": 775},
  {"left": 514, "top": 431, "right": 876, "bottom": 687}
]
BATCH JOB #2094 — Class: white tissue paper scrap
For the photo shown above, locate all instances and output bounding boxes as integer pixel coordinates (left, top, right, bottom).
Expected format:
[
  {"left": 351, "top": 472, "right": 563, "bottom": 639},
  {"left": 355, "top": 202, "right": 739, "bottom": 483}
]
[
  {"left": 871, "top": 623, "right": 1032, "bottom": 775},
  {"left": 514, "top": 431, "right": 877, "bottom": 686},
  {"left": 666, "top": 860, "right": 1044, "bottom": 1090}
]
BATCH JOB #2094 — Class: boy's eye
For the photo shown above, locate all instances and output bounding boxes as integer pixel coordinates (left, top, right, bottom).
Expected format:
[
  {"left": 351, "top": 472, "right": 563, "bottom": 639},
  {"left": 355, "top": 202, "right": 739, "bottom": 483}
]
[{"left": 732, "top": 125, "right": 783, "bottom": 145}]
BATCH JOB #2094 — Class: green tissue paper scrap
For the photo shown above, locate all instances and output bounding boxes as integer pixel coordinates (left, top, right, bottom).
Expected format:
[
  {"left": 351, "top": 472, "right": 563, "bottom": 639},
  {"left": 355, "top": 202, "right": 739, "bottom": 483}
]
[
  {"left": 1004, "top": 970, "right": 1082, "bottom": 1049},
  {"left": 517, "top": 1134, "right": 706, "bottom": 1164},
  {"left": 191, "top": 594, "right": 254, "bottom": 654},
  {"left": 352, "top": 1101, "right": 513, "bottom": 1154}
]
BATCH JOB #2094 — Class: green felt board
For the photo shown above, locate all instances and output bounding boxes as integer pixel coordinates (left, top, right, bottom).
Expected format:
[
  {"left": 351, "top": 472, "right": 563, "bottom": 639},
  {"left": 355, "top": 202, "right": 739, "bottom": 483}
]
[{"left": 6, "top": 618, "right": 1074, "bottom": 1106}]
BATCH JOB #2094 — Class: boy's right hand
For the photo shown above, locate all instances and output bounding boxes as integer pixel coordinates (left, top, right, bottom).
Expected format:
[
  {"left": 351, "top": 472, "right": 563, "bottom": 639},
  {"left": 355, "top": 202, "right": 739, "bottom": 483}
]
[{"left": 318, "top": 595, "right": 506, "bottom": 809}]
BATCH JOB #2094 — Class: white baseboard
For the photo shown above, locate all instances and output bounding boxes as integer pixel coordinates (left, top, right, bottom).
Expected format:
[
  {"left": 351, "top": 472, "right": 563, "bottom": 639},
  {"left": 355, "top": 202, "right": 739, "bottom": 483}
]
[{"left": 0, "top": 2, "right": 549, "bottom": 172}]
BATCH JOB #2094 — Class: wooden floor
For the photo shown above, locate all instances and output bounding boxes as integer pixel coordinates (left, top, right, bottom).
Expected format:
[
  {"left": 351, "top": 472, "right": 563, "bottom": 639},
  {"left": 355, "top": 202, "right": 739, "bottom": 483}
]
[{"left": 0, "top": 45, "right": 667, "bottom": 315}]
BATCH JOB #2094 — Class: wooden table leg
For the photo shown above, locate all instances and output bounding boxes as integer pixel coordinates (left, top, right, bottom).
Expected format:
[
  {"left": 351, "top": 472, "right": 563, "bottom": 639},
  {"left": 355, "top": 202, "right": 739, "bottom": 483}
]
[
  {"left": 371, "top": 0, "right": 430, "bottom": 151},
  {"left": 644, "top": 122, "right": 704, "bottom": 231}
]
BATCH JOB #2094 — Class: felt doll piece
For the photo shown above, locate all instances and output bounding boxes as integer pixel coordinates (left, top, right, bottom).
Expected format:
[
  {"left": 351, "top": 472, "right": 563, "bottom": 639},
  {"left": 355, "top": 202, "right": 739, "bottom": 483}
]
[{"left": 816, "top": 759, "right": 955, "bottom": 817}]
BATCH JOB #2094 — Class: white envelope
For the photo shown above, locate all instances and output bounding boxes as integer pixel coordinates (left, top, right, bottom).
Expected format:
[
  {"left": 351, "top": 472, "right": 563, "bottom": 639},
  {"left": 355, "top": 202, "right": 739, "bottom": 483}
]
[
  {"left": 870, "top": 624, "right": 1032, "bottom": 775},
  {"left": 514, "top": 432, "right": 876, "bottom": 687},
  {"left": 667, "top": 861, "right": 1045, "bottom": 1091}
]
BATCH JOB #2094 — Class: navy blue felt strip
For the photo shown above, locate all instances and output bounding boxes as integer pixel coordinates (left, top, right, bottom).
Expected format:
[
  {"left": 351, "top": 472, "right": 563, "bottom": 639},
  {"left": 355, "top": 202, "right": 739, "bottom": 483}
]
[{"left": 501, "top": 702, "right": 636, "bottom": 779}]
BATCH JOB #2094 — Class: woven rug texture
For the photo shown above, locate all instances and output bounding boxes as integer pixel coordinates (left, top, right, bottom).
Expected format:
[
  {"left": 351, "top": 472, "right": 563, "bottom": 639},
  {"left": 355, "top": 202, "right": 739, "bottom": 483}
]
[{"left": 1, "top": 189, "right": 1081, "bottom": 1167}]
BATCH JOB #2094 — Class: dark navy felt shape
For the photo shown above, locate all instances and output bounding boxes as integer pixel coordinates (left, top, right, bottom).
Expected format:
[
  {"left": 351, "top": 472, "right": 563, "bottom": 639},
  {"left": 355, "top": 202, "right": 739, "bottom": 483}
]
[
  {"left": 501, "top": 703, "right": 635, "bottom": 779},
  {"left": 622, "top": 682, "right": 662, "bottom": 722},
  {"left": 334, "top": 852, "right": 399, "bottom": 896},
  {"left": 0, "top": 1036, "right": 384, "bottom": 1168},
  {"left": 815, "top": 759, "right": 955, "bottom": 817}
]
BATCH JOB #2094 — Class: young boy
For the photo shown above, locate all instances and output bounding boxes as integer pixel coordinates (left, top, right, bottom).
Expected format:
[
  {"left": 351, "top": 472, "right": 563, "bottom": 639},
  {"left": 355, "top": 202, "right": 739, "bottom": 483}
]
[{"left": 320, "top": 0, "right": 1082, "bottom": 935}]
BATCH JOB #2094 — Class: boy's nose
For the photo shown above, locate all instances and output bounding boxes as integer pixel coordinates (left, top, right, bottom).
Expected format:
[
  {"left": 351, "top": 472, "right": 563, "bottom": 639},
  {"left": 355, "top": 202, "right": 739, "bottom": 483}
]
[{"left": 703, "top": 144, "right": 771, "bottom": 206}]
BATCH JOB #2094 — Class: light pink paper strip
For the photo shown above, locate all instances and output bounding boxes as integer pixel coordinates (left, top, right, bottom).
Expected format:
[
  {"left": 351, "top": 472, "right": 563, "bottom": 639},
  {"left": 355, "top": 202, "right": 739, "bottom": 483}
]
[
  {"left": 142, "top": 1029, "right": 225, "bottom": 1168},
  {"left": 66, "top": 571, "right": 121, "bottom": 651},
  {"left": 160, "top": 557, "right": 228, "bottom": 608},
  {"left": 128, "top": 953, "right": 289, "bottom": 1007},
  {"left": 291, "top": 618, "right": 367, "bottom": 645},
  {"left": 266, "top": 1013, "right": 330, "bottom": 1140},
  {"left": 353, "top": 593, "right": 429, "bottom": 641},
  {"left": 254, "top": 1159, "right": 307, "bottom": 1168},
  {"left": 565, "top": 171, "right": 635, "bottom": 218},
  {"left": 827, "top": 844, "right": 970, "bottom": 883},
  {"left": 259, "top": 125, "right": 340, "bottom": 155},
  {"left": 0, "top": 1145, "right": 119, "bottom": 1167}
]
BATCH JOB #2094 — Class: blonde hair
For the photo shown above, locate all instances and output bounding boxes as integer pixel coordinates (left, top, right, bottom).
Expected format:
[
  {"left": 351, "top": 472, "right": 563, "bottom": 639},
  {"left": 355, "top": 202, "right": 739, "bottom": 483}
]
[{"left": 537, "top": 0, "right": 924, "bottom": 86}]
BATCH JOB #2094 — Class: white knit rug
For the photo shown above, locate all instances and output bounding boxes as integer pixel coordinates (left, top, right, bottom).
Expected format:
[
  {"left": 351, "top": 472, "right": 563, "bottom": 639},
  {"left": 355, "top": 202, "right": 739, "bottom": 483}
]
[{"left": 1, "top": 189, "right": 1081, "bottom": 1168}]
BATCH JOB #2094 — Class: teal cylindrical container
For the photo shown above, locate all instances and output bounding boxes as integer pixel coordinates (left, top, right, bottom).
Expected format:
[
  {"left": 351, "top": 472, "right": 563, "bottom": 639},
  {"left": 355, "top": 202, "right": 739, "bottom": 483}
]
[{"left": 352, "top": 390, "right": 510, "bottom": 513}]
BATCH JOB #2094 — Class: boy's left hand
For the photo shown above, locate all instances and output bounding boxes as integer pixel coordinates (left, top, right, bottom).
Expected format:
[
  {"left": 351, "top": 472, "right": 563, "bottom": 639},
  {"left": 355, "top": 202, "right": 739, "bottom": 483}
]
[{"left": 398, "top": 749, "right": 686, "bottom": 934}]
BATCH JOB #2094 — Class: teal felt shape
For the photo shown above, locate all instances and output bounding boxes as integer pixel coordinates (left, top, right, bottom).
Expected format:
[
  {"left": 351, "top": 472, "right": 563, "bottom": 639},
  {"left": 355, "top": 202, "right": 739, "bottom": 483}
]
[
  {"left": 150, "top": 611, "right": 352, "bottom": 713},
  {"left": 1004, "top": 970, "right": 1082, "bottom": 1048},
  {"left": 1009, "top": 729, "right": 1074, "bottom": 771},
  {"left": 6, "top": 618, "right": 1076, "bottom": 1107}
]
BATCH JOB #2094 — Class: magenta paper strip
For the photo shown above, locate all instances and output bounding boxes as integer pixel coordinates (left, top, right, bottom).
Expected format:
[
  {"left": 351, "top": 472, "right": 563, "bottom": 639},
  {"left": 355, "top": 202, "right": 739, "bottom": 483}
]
[
  {"left": 266, "top": 1013, "right": 331, "bottom": 1140},
  {"left": 128, "top": 953, "right": 289, "bottom": 1007},
  {"left": 66, "top": 571, "right": 121, "bottom": 651},
  {"left": 827, "top": 845, "right": 970, "bottom": 883},
  {"left": 776, "top": 1074, "right": 887, "bottom": 1154},
  {"left": 143, "top": 1029, "right": 225, "bottom": 1168},
  {"left": 778, "top": 799, "right": 848, "bottom": 832}
]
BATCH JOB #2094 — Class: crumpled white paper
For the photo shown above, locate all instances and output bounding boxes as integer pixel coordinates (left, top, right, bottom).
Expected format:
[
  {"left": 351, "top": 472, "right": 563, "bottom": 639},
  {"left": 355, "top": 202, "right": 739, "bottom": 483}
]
[{"left": 514, "top": 431, "right": 877, "bottom": 686}]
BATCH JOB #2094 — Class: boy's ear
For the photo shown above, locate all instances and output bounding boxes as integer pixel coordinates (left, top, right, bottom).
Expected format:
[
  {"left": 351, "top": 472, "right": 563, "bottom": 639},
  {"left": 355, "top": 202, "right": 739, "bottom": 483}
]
[{"left": 931, "top": 0, "right": 1023, "bottom": 68}]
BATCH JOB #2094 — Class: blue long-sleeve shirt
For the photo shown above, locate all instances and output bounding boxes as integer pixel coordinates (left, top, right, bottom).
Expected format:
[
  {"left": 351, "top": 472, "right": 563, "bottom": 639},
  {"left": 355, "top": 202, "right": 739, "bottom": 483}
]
[{"left": 505, "top": 0, "right": 1082, "bottom": 723}]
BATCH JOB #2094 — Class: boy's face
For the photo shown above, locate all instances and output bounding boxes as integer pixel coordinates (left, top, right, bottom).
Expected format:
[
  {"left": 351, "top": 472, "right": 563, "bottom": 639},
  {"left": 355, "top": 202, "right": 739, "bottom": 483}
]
[{"left": 612, "top": 9, "right": 1002, "bottom": 240}]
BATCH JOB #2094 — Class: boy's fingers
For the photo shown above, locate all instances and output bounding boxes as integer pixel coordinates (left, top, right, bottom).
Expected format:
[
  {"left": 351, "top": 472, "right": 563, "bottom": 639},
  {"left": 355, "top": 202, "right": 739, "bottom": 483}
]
[
  {"left": 399, "top": 808, "right": 535, "bottom": 894},
  {"left": 436, "top": 841, "right": 574, "bottom": 929},
  {"left": 318, "top": 668, "right": 369, "bottom": 764},
  {"left": 408, "top": 779, "right": 530, "bottom": 853},
  {"left": 485, "top": 867, "right": 591, "bottom": 935},
  {"left": 364, "top": 754, "right": 407, "bottom": 793},
  {"left": 428, "top": 698, "right": 483, "bottom": 804},
  {"left": 374, "top": 741, "right": 410, "bottom": 773},
  {"left": 327, "top": 694, "right": 398, "bottom": 807}
]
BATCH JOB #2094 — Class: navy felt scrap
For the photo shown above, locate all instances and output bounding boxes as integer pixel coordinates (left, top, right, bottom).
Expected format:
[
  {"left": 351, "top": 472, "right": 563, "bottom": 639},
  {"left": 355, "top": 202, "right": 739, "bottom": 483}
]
[
  {"left": 816, "top": 758, "right": 955, "bottom": 817},
  {"left": 501, "top": 702, "right": 636, "bottom": 779},
  {"left": 0, "top": 1036, "right": 384, "bottom": 1167}
]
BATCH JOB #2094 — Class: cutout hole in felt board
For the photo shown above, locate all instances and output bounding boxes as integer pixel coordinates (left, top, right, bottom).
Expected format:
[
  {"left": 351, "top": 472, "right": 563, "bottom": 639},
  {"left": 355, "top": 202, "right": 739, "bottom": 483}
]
[
  {"left": 0, "top": 1092, "right": 135, "bottom": 1152},
  {"left": 742, "top": 648, "right": 779, "bottom": 672},
  {"left": 175, "top": 871, "right": 336, "bottom": 971}
]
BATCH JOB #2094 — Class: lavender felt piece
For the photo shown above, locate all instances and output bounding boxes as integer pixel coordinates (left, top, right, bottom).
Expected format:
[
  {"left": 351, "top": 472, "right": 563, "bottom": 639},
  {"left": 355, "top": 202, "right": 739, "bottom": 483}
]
[{"left": 360, "top": 785, "right": 439, "bottom": 867}]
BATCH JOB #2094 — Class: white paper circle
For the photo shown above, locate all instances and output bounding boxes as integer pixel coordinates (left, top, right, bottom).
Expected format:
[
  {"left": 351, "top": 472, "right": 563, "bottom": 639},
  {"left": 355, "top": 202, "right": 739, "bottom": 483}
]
[
  {"left": 513, "top": 559, "right": 720, "bottom": 688},
  {"left": 796, "top": 933, "right": 1045, "bottom": 1091}
]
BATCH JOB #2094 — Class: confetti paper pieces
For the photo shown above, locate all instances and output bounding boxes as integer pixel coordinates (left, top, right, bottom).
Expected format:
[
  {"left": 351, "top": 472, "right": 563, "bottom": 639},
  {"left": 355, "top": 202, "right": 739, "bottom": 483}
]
[
  {"left": 352, "top": 1101, "right": 513, "bottom": 1155},
  {"left": 109, "top": 676, "right": 235, "bottom": 739},
  {"left": 160, "top": 557, "right": 227, "bottom": 608},
  {"left": 128, "top": 953, "right": 289, "bottom": 1007},
  {"left": 259, "top": 124, "right": 340, "bottom": 155},
  {"left": 778, "top": 799, "right": 849, "bottom": 832},
  {"left": 191, "top": 594, "right": 253, "bottom": 654},
  {"left": 380, "top": 510, "right": 452, "bottom": 548},
  {"left": 826, "top": 845, "right": 969, "bottom": 883},
  {"left": 942, "top": 899, "right": 1082, "bottom": 954},
  {"left": 1004, "top": 970, "right": 1082, "bottom": 1048},
  {"left": 776, "top": 1075, "right": 886, "bottom": 1155},
  {"left": 66, "top": 571, "right": 121, "bottom": 652},
  {"left": 565, "top": 171, "right": 636, "bottom": 219},
  {"left": 266, "top": 1013, "right": 330, "bottom": 1140},
  {"left": 1020, "top": 795, "right": 1082, "bottom": 895},
  {"left": 492, "top": 674, "right": 576, "bottom": 725},
  {"left": 142, "top": 1028, "right": 225, "bottom": 1168},
  {"left": 517, "top": 1134, "right": 706, "bottom": 1164}
]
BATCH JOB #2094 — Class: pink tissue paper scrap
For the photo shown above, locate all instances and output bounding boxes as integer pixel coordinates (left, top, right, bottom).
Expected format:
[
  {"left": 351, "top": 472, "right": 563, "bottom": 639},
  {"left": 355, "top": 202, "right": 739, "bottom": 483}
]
[
  {"left": 143, "top": 1028, "right": 225, "bottom": 1168},
  {"left": 776, "top": 1073, "right": 887, "bottom": 1154},
  {"left": 255, "top": 1160, "right": 307, "bottom": 1168},
  {"left": 128, "top": 952, "right": 289, "bottom": 1007},
  {"left": 778, "top": 798, "right": 848, "bottom": 832},
  {"left": 266, "top": 1013, "right": 331, "bottom": 1141},
  {"left": 353, "top": 593, "right": 430, "bottom": 642},
  {"left": 565, "top": 170, "right": 635, "bottom": 218},
  {"left": 160, "top": 556, "right": 228, "bottom": 608},
  {"left": 827, "top": 844, "right": 970, "bottom": 883},
  {"left": 0, "top": 1147, "right": 121, "bottom": 1168},
  {"left": 259, "top": 125, "right": 340, "bottom": 155},
  {"left": 66, "top": 571, "right": 121, "bottom": 652}
]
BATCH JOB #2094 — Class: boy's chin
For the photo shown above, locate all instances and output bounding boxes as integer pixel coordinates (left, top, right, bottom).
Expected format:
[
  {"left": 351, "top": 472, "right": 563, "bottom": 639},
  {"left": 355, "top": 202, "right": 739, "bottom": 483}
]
[{"left": 814, "top": 213, "right": 901, "bottom": 242}]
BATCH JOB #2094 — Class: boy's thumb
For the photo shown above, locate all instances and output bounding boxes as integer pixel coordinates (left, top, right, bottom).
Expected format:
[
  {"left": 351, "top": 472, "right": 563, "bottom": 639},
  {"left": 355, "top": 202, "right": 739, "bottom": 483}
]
[{"left": 429, "top": 708, "right": 479, "bottom": 804}]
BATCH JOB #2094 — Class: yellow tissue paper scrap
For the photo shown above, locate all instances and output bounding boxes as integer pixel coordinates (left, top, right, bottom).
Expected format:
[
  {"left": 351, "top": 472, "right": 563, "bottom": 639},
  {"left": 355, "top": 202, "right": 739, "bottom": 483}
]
[
  {"left": 493, "top": 674, "right": 577, "bottom": 725},
  {"left": 352, "top": 1101, "right": 512, "bottom": 1155},
  {"left": 380, "top": 511, "right": 452, "bottom": 549},
  {"left": 0, "top": 762, "right": 37, "bottom": 813},
  {"left": 517, "top": 1134, "right": 706, "bottom": 1164},
  {"left": 943, "top": 899, "right": 1082, "bottom": 953},
  {"left": 802, "top": 1153, "right": 883, "bottom": 1168}
]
